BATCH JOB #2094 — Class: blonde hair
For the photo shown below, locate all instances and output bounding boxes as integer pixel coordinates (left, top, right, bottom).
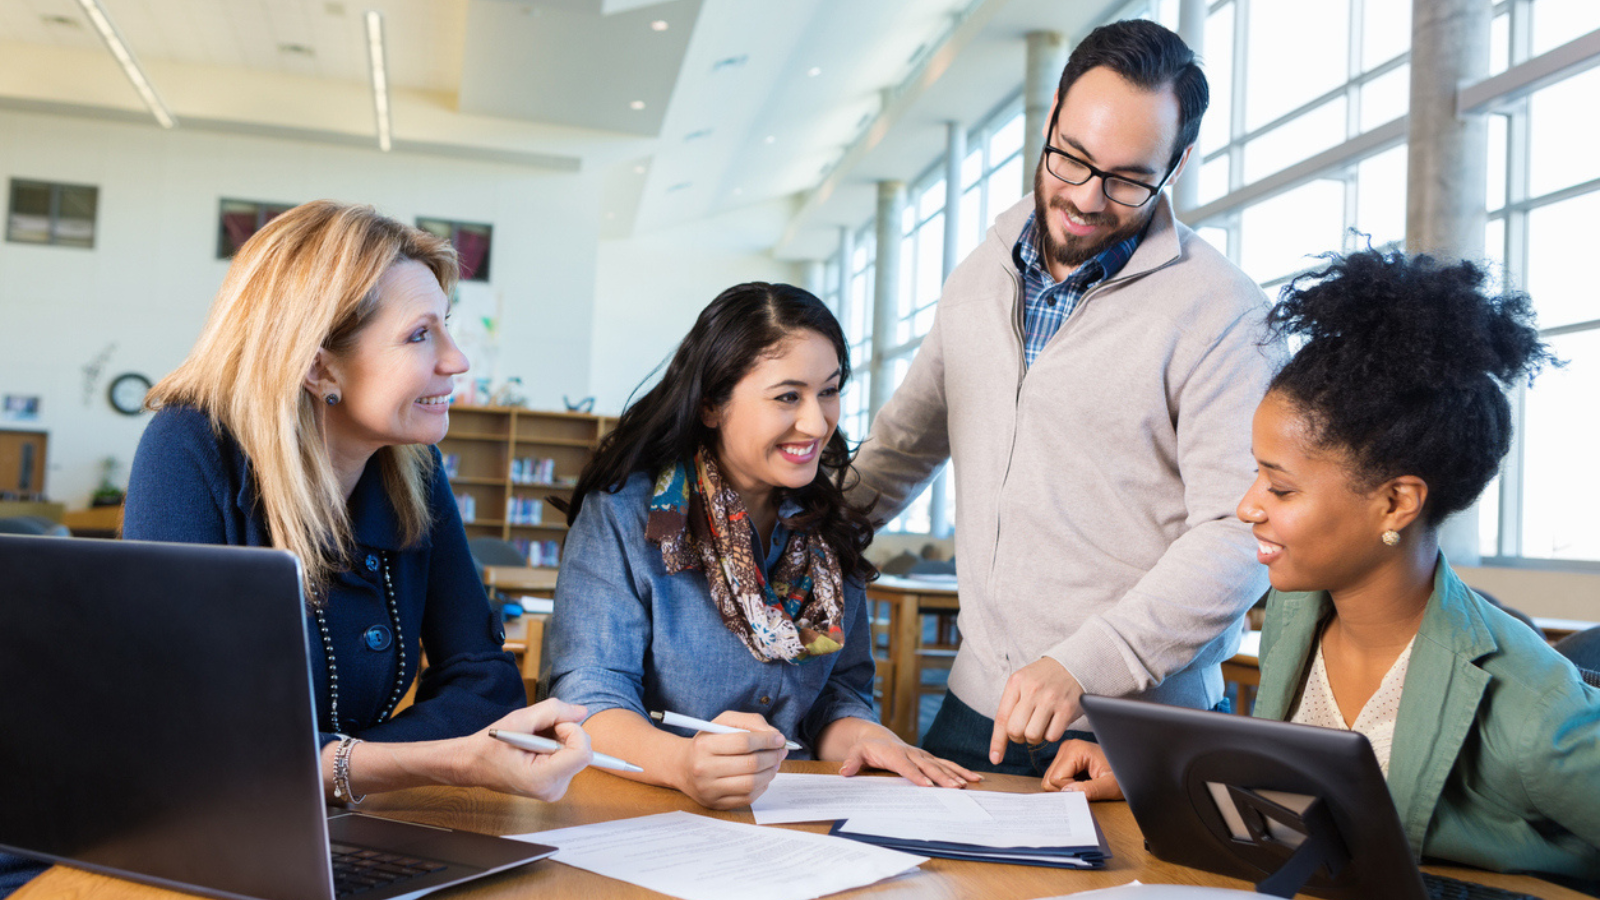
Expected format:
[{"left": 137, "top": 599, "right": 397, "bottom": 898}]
[{"left": 150, "top": 200, "right": 460, "bottom": 597}]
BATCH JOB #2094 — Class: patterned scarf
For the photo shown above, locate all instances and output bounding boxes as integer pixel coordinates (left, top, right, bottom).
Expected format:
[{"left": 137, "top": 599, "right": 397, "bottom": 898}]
[{"left": 646, "top": 449, "right": 846, "bottom": 663}]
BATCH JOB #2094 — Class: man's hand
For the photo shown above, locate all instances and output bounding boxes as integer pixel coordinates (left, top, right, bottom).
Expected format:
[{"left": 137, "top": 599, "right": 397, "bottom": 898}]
[
  {"left": 1041, "top": 739, "right": 1123, "bottom": 799},
  {"left": 988, "top": 657, "right": 1084, "bottom": 765}
]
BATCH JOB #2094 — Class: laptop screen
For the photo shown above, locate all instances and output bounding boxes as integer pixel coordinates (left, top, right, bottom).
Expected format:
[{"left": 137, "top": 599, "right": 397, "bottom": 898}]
[{"left": 0, "top": 535, "right": 336, "bottom": 900}]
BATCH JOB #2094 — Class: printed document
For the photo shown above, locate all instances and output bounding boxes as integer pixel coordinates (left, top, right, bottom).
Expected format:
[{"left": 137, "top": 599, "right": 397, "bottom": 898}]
[
  {"left": 838, "top": 789, "right": 1099, "bottom": 848},
  {"left": 750, "top": 772, "right": 987, "bottom": 824},
  {"left": 511, "top": 811, "right": 926, "bottom": 900}
]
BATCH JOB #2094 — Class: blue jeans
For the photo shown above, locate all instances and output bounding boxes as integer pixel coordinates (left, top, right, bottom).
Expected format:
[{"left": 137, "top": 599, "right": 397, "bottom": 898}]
[{"left": 921, "top": 690, "right": 1232, "bottom": 777}]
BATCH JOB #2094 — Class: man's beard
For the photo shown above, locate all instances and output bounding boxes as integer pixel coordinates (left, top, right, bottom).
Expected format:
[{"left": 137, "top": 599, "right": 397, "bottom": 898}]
[{"left": 1032, "top": 159, "right": 1155, "bottom": 270}]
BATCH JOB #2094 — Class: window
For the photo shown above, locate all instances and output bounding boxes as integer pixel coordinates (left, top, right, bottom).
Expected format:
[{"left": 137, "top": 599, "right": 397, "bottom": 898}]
[
  {"left": 1187, "top": 0, "right": 1600, "bottom": 565},
  {"left": 416, "top": 217, "right": 493, "bottom": 282},
  {"left": 839, "top": 227, "right": 876, "bottom": 448},
  {"left": 1480, "top": 2, "right": 1600, "bottom": 562},
  {"left": 7, "top": 179, "right": 98, "bottom": 249},
  {"left": 217, "top": 198, "right": 294, "bottom": 258}
]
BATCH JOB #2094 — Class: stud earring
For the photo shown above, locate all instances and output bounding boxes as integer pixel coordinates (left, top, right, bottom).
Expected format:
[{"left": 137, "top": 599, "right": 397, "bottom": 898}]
[
  {"left": 1381, "top": 529, "right": 1401, "bottom": 547},
  {"left": 325, "top": 393, "right": 340, "bottom": 406}
]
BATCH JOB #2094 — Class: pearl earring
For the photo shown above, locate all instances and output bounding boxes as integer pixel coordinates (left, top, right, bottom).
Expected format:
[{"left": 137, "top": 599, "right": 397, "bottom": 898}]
[{"left": 1381, "top": 529, "right": 1401, "bottom": 547}]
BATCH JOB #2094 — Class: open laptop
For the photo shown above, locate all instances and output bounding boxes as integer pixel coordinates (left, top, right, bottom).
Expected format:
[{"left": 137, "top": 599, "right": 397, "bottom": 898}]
[
  {"left": 1081, "top": 694, "right": 1540, "bottom": 900},
  {"left": 0, "top": 534, "right": 555, "bottom": 900}
]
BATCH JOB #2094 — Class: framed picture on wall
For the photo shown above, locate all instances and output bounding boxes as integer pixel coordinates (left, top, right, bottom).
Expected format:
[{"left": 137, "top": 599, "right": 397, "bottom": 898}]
[
  {"left": 217, "top": 198, "right": 295, "bottom": 258},
  {"left": 7, "top": 179, "right": 98, "bottom": 248},
  {"left": 417, "top": 217, "right": 493, "bottom": 282}
]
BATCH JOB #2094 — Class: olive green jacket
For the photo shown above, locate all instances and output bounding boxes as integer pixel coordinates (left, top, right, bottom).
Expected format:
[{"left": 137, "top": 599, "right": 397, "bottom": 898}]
[{"left": 1254, "top": 558, "right": 1600, "bottom": 879}]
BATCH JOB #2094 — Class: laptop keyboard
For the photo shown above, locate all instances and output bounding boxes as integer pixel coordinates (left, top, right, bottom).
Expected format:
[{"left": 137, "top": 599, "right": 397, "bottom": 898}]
[
  {"left": 1422, "top": 872, "right": 1540, "bottom": 900},
  {"left": 330, "top": 843, "right": 447, "bottom": 896}
]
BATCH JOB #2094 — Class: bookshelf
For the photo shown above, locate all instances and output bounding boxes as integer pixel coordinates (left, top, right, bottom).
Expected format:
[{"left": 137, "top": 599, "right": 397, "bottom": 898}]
[{"left": 438, "top": 406, "right": 615, "bottom": 572}]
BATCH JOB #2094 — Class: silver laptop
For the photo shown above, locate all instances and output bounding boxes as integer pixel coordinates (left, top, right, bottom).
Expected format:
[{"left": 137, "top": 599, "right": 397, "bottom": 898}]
[{"left": 0, "top": 534, "right": 555, "bottom": 900}]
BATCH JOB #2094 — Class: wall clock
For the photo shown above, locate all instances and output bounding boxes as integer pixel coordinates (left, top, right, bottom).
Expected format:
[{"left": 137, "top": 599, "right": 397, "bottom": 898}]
[{"left": 108, "top": 372, "right": 152, "bottom": 416}]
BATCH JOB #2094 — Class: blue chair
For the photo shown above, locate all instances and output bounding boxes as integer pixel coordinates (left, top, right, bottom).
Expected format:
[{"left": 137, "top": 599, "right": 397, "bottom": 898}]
[{"left": 1554, "top": 626, "right": 1600, "bottom": 689}]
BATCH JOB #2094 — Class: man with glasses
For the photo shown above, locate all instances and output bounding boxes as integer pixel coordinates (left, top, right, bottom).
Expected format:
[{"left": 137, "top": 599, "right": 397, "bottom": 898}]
[{"left": 852, "top": 19, "right": 1278, "bottom": 786}]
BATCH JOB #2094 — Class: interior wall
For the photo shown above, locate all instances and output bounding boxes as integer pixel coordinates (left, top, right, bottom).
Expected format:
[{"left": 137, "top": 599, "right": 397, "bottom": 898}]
[
  {"left": 1458, "top": 566, "right": 1600, "bottom": 623},
  {"left": 0, "top": 108, "right": 602, "bottom": 507},
  {"left": 589, "top": 213, "right": 802, "bottom": 415}
]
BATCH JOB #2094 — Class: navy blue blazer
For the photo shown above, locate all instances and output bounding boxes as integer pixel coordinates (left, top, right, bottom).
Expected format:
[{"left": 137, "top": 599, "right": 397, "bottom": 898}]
[{"left": 124, "top": 406, "right": 523, "bottom": 747}]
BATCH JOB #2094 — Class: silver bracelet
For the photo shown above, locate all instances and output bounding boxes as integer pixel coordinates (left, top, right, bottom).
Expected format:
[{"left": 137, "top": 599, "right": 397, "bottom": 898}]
[{"left": 333, "top": 736, "right": 365, "bottom": 804}]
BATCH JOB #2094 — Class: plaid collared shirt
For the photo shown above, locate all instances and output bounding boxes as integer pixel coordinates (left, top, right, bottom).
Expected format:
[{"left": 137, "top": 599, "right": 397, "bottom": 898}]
[{"left": 1012, "top": 213, "right": 1140, "bottom": 368}]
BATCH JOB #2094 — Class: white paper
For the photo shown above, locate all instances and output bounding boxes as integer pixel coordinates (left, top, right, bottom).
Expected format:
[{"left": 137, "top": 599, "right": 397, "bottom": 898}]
[
  {"left": 510, "top": 811, "right": 926, "bottom": 900},
  {"left": 749, "top": 773, "right": 988, "bottom": 824},
  {"left": 839, "top": 789, "right": 1099, "bottom": 849}
]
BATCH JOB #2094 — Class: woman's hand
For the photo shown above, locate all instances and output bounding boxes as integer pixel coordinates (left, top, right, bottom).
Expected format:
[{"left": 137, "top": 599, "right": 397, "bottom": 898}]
[
  {"left": 821, "top": 717, "right": 981, "bottom": 788},
  {"left": 1040, "top": 739, "right": 1122, "bottom": 800},
  {"left": 453, "top": 699, "right": 593, "bottom": 802},
  {"left": 672, "top": 711, "right": 788, "bottom": 810}
]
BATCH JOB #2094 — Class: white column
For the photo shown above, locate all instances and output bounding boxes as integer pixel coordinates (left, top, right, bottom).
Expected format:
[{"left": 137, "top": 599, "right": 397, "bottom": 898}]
[
  {"left": 1024, "top": 31, "right": 1067, "bottom": 197},
  {"left": 1408, "top": 0, "right": 1491, "bottom": 564},
  {"left": 870, "top": 180, "right": 906, "bottom": 417}
]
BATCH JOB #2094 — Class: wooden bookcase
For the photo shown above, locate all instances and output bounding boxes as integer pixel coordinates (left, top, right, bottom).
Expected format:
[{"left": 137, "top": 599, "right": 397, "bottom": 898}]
[{"left": 438, "top": 406, "right": 614, "bottom": 573}]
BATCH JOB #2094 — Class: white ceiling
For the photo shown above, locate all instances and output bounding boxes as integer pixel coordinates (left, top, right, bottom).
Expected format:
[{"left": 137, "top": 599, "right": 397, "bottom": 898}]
[{"left": 0, "top": 0, "right": 1115, "bottom": 258}]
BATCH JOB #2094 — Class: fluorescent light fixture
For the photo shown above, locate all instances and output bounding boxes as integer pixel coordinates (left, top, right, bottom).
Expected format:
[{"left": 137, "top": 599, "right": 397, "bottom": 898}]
[
  {"left": 364, "top": 10, "right": 392, "bottom": 152},
  {"left": 650, "top": 19, "right": 668, "bottom": 31},
  {"left": 74, "top": 0, "right": 175, "bottom": 129},
  {"left": 630, "top": 100, "right": 646, "bottom": 110}
]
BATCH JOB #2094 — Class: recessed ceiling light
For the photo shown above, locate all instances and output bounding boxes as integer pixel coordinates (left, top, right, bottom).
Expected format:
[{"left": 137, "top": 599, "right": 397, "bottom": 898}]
[
  {"left": 633, "top": 165, "right": 646, "bottom": 174},
  {"left": 630, "top": 100, "right": 645, "bottom": 110},
  {"left": 807, "top": 66, "right": 821, "bottom": 77},
  {"left": 733, "top": 187, "right": 743, "bottom": 196},
  {"left": 650, "top": 20, "right": 668, "bottom": 31},
  {"left": 764, "top": 135, "right": 776, "bottom": 144}
]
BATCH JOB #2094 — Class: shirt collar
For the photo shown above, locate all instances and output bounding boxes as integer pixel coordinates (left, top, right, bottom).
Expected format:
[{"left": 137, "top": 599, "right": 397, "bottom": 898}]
[{"left": 1012, "top": 211, "right": 1142, "bottom": 290}]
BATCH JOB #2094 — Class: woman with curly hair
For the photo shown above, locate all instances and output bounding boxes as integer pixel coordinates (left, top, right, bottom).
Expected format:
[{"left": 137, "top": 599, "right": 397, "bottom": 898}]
[
  {"left": 546, "top": 282, "right": 979, "bottom": 809},
  {"left": 1045, "top": 249, "right": 1599, "bottom": 883}
]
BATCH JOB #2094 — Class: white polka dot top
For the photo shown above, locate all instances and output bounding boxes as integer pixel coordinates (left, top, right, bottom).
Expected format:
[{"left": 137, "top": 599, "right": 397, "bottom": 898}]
[{"left": 1288, "top": 634, "right": 1417, "bottom": 778}]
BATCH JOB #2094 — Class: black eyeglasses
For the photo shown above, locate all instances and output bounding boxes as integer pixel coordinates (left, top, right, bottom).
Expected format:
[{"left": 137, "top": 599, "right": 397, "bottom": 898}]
[{"left": 1042, "top": 145, "right": 1175, "bottom": 208}]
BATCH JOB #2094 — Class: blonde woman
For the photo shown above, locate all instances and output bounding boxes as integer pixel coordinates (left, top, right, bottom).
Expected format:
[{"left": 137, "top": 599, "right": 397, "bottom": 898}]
[{"left": 123, "top": 200, "right": 591, "bottom": 804}]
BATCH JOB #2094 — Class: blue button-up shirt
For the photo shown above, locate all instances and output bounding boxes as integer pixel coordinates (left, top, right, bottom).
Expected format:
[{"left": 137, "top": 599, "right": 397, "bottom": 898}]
[
  {"left": 1013, "top": 213, "right": 1140, "bottom": 368},
  {"left": 547, "top": 471, "right": 878, "bottom": 755}
]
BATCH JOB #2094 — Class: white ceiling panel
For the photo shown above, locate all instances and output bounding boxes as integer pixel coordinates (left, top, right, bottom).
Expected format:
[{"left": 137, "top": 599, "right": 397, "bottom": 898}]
[{"left": 457, "top": 0, "right": 701, "bottom": 136}]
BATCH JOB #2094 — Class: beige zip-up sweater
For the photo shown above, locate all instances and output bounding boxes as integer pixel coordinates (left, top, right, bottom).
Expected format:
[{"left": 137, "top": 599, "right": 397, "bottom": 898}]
[{"left": 852, "top": 193, "right": 1279, "bottom": 721}]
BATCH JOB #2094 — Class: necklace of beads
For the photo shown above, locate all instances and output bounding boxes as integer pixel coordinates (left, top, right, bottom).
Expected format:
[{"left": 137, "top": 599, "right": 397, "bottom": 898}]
[{"left": 313, "top": 551, "right": 408, "bottom": 734}]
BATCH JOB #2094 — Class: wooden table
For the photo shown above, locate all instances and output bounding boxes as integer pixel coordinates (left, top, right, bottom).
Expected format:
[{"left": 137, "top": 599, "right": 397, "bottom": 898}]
[
  {"left": 19, "top": 760, "right": 1583, "bottom": 899},
  {"left": 482, "top": 565, "right": 559, "bottom": 595},
  {"left": 866, "top": 575, "right": 960, "bottom": 742}
]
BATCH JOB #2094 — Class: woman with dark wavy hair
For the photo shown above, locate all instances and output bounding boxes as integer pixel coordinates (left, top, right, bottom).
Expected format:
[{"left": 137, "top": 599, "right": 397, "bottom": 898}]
[
  {"left": 547, "top": 282, "right": 978, "bottom": 809},
  {"left": 1045, "top": 248, "right": 1599, "bottom": 886}
]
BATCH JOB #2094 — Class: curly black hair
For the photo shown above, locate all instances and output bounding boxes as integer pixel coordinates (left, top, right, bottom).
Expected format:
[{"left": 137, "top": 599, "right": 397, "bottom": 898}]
[{"left": 1267, "top": 248, "right": 1558, "bottom": 525}]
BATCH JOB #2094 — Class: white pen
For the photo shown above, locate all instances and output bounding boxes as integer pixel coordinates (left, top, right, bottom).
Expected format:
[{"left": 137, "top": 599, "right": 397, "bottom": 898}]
[
  {"left": 649, "top": 710, "right": 802, "bottom": 751},
  {"left": 488, "top": 729, "right": 644, "bottom": 773}
]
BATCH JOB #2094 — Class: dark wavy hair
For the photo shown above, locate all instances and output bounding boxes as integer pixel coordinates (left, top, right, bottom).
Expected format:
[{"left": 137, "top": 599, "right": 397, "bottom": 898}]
[
  {"left": 566, "top": 282, "right": 878, "bottom": 580},
  {"left": 1267, "top": 248, "right": 1558, "bottom": 526},
  {"left": 1057, "top": 18, "right": 1208, "bottom": 171}
]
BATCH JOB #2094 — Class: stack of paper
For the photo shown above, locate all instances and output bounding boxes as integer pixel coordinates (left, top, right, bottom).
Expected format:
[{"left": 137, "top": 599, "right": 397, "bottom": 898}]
[
  {"left": 832, "top": 789, "right": 1109, "bottom": 868},
  {"left": 751, "top": 774, "right": 1109, "bottom": 869}
]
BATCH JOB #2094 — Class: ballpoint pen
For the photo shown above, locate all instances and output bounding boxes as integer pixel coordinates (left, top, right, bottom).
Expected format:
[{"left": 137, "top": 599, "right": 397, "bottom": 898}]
[
  {"left": 488, "top": 729, "right": 644, "bottom": 773},
  {"left": 649, "top": 710, "right": 802, "bottom": 751}
]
